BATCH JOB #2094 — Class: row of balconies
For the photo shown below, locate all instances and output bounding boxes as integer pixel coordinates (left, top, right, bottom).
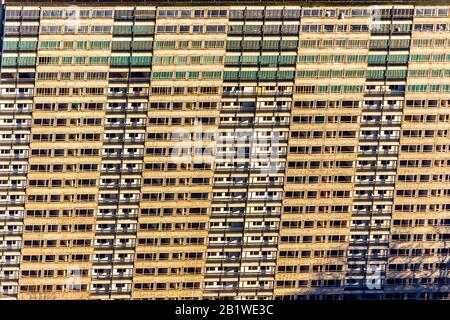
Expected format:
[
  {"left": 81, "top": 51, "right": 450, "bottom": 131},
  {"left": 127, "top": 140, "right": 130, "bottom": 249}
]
[
  {"left": 207, "top": 227, "right": 279, "bottom": 234},
  {"left": 101, "top": 154, "right": 144, "bottom": 161},
  {"left": 356, "top": 165, "right": 397, "bottom": 172},
  {"left": 0, "top": 123, "right": 31, "bottom": 130},
  {"left": 353, "top": 196, "right": 394, "bottom": 202},
  {"left": 212, "top": 181, "right": 284, "bottom": 188},
  {"left": 204, "top": 284, "right": 273, "bottom": 293},
  {"left": 207, "top": 242, "right": 278, "bottom": 249},
  {"left": 351, "top": 210, "right": 392, "bottom": 217},
  {"left": 0, "top": 78, "right": 35, "bottom": 85},
  {"left": 222, "top": 91, "right": 292, "bottom": 98},
  {"left": 105, "top": 107, "right": 148, "bottom": 114},
  {"left": 0, "top": 105, "right": 33, "bottom": 113},
  {"left": 204, "top": 272, "right": 275, "bottom": 279},
  {"left": 220, "top": 105, "right": 291, "bottom": 113},
  {"left": 108, "top": 76, "right": 150, "bottom": 84},
  {"left": 210, "top": 213, "right": 281, "bottom": 220},
  {"left": 354, "top": 181, "right": 395, "bottom": 187}
]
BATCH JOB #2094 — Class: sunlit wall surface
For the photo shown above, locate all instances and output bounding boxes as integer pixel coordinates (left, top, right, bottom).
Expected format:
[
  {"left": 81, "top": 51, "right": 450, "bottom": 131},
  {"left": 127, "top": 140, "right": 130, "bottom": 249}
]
[{"left": 0, "top": 1, "right": 449, "bottom": 300}]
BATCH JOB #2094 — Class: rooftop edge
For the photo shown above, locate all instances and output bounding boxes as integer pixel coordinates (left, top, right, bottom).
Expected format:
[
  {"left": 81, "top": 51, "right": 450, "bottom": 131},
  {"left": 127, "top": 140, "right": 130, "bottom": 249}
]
[{"left": 3, "top": 0, "right": 450, "bottom": 7}]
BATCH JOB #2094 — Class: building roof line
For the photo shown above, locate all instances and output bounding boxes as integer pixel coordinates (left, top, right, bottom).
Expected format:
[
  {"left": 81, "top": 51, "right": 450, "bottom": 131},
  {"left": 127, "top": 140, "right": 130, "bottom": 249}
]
[{"left": 3, "top": 0, "right": 450, "bottom": 7}]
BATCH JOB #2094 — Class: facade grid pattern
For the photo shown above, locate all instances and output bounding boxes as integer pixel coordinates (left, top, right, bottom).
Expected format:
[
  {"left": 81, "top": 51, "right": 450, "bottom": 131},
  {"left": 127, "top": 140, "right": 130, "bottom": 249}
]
[{"left": 0, "top": 2, "right": 449, "bottom": 300}]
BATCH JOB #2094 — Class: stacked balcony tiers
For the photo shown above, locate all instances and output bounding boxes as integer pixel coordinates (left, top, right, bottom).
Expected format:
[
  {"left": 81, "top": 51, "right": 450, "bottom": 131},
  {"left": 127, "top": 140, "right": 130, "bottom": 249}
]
[{"left": 0, "top": 1, "right": 449, "bottom": 300}]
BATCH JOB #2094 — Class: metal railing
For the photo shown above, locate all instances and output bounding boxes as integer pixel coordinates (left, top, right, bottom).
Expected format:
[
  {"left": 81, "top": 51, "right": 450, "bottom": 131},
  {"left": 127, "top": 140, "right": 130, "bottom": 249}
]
[{"left": 6, "top": 0, "right": 445, "bottom": 5}]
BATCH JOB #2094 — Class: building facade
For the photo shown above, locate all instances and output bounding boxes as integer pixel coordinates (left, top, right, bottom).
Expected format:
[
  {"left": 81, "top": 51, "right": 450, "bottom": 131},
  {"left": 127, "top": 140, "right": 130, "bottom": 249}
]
[{"left": 0, "top": 0, "right": 449, "bottom": 300}]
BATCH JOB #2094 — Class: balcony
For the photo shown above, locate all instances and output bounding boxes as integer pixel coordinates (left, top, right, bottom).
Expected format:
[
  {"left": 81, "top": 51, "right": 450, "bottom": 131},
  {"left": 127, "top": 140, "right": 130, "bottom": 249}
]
[
  {"left": 204, "top": 286, "right": 273, "bottom": 293},
  {"left": 371, "top": 30, "right": 412, "bottom": 36},
  {"left": 0, "top": 79, "right": 35, "bottom": 85},
  {"left": 357, "top": 150, "right": 398, "bottom": 156},
  {"left": 207, "top": 241, "right": 278, "bottom": 249},
  {"left": 101, "top": 154, "right": 144, "bottom": 160},
  {"left": 351, "top": 210, "right": 391, "bottom": 216},
  {"left": 0, "top": 230, "right": 23, "bottom": 236},
  {"left": 100, "top": 168, "right": 142, "bottom": 175},
  {"left": 94, "top": 243, "right": 136, "bottom": 250},
  {"left": 206, "top": 256, "right": 276, "bottom": 263},
  {"left": 0, "top": 140, "right": 30, "bottom": 147},
  {"left": 92, "top": 273, "right": 133, "bottom": 280},
  {"left": 219, "top": 122, "right": 290, "bottom": 129},
  {"left": 99, "top": 183, "right": 141, "bottom": 190},
  {"left": 213, "top": 181, "right": 284, "bottom": 188},
  {"left": 222, "top": 91, "right": 292, "bottom": 98},
  {"left": 107, "top": 92, "right": 149, "bottom": 99},
  {"left": 208, "top": 226, "right": 279, "bottom": 234},
  {"left": 360, "top": 120, "right": 401, "bottom": 126},
  {"left": 214, "top": 167, "right": 285, "bottom": 175},
  {"left": 349, "top": 238, "right": 389, "bottom": 245},
  {"left": 358, "top": 136, "right": 400, "bottom": 143},
  {"left": 103, "top": 139, "right": 145, "bottom": 146},
  {"left": 0, "top": 215, "right": 23, "bottom": 222},
  {"left": 106, "top": 107, "right": 148, "bottom": 114},
  {"left": 98, "top": 198, "right": 140, "bottom": 205},
  {"left": 0, "top": 108, "right": 32, "bottom": 115},
  {"left": 96, "top": 213, "right": 139, "bottom": 220},
  {"left": 108, "top": 78, "right": 151, "bottom": 84},
  {"left": 353, "top": 195, "right": 394, "bottom": 202},
  {"left": 224, "top": 62, "right": 296, "bottom": 68},
  {"left": 0, "top": 125, "right": 31, "bottom": 131},
  {"left": 361, "top": 105, "right": 403, "bottom": 112},
  {"left": 0, "top": 93, "right": 34, "bottom": 101},
  {"left": 204, "top": 271, "right": 274, "bottom": 279},
  {"left": 349, "top": 225, "right": 391, "bottom": 232},
  {"left": 220, "top": 106, "right": 291, "bottom": 113},
  {"left": 357, "top": 166, "right": 396, "bottom": 173},
  {"left": 91, "top": 289, "right": 132, "bottom": 296},
  {"left": 354, "top": 180, "right": 395, "bottom": 187},
  {"left": 92, "top": 258, "right": 134, "bottom": 265},
  {"left": 0, "top": 275, "right": 19, "bottom": 282},
  {"left": 104, "top": 123, "right": 146, "bottom": 129},
  {"left": 364, "top": 89, "right": 405, "bottom": 97},
  {"left": 347, "top": 254, "right": 388, "bottom": 261},
  {"left": 0, "top": 185, "right": 27, "bottom": 191},
  {"left": 210, "top": 212, "right": 281, "bottom": 219},
  {"left": 0, "top": 261, "right": 20, "bottom": 267}
]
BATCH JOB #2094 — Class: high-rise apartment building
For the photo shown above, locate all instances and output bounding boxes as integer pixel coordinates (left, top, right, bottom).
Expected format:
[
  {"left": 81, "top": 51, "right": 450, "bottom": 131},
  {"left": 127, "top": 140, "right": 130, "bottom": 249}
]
[{"left": 0, "top": 0, "right": 449, "bottom": 300}]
